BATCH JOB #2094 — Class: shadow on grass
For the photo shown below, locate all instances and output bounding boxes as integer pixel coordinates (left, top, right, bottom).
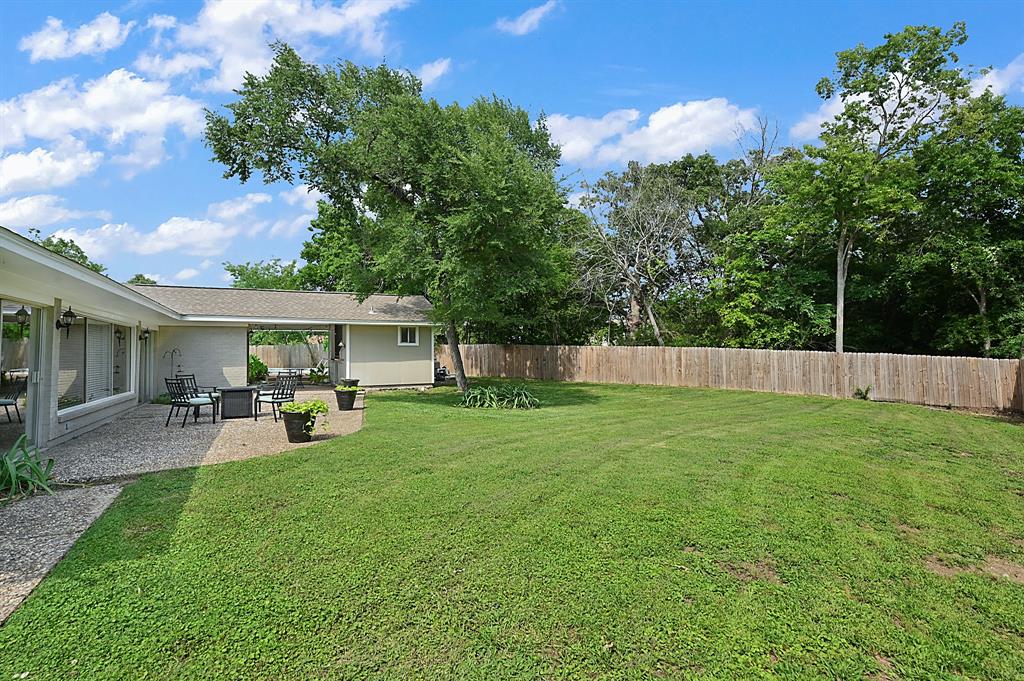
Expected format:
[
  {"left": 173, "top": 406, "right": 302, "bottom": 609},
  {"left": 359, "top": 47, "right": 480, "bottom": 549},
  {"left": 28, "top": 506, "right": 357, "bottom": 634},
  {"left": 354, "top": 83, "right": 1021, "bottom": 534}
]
[{"left": 79, "top": 466, "right": 200, "bottom": 567}]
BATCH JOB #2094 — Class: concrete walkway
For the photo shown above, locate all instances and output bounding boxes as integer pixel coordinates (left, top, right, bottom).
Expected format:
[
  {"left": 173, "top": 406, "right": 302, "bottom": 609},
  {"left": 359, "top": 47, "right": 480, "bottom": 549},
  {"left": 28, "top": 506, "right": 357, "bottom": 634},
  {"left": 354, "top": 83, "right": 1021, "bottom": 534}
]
[{"left": 0, "top": 389, "right": 364, "bottom": 623}]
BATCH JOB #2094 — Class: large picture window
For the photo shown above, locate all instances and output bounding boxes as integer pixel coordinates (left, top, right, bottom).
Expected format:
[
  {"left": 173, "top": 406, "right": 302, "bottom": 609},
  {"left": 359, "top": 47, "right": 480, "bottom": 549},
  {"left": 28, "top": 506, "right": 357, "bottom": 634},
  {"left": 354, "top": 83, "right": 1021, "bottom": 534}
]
[{"left": 58, "top": 318, "right": 132, "bottom": 410}]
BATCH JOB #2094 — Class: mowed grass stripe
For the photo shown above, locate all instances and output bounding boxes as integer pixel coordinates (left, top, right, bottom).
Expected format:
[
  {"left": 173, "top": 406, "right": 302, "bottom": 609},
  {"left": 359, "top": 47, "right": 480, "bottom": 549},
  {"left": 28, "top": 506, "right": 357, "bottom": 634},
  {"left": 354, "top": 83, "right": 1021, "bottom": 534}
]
[{"left": 2, "top": 381, "right": 1022, "bottom": 679}]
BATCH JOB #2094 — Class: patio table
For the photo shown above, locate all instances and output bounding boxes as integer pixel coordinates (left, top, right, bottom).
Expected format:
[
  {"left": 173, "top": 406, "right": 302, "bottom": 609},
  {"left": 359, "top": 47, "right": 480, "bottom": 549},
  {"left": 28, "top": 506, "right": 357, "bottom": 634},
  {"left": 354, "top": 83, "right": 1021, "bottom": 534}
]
[{"left": 219, "top": 386, "right": 258, "bottom": 420}]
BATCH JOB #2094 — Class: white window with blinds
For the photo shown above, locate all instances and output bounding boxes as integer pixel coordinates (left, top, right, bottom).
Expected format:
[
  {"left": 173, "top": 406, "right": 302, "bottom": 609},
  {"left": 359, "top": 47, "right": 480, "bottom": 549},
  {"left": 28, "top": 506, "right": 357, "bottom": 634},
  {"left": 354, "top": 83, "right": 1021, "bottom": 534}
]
[
  {"left": 57, "top": 316, "right": 133, "bottom": 412},
  {"left": 85, "top": 321, "right": 112, "bottom": 402}
]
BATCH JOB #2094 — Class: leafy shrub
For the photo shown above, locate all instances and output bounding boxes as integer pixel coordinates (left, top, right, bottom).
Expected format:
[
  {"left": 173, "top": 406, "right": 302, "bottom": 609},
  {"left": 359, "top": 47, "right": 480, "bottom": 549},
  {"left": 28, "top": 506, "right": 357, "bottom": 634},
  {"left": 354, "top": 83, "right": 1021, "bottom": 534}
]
[
  {"left": 280, "top": 399, "right": 330, "bottom": 433},
  {"left": 248, "top": 354, "right": 269, "bottom": 383},
  {"left": 2, "top": 435, "right": 54, "bottom": 500},
  {"left": 853, "top": 385, "right": 872, "bottom": 400},
  {"left": 459, "top": 384, "right": 539, "bottom": 410},
  {"left": 308, "top": 363, "right": 330, "bottom": 384},
  {"left": 333, "top": 385, "right": 361, "bottom": 392}
]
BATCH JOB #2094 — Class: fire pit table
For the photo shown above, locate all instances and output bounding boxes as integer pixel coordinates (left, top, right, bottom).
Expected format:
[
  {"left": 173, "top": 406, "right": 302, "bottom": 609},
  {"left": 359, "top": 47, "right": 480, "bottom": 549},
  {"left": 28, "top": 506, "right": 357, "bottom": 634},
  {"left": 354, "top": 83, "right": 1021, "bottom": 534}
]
[{"left": 219, "top": 386, "right": 258, "bottom": 420}]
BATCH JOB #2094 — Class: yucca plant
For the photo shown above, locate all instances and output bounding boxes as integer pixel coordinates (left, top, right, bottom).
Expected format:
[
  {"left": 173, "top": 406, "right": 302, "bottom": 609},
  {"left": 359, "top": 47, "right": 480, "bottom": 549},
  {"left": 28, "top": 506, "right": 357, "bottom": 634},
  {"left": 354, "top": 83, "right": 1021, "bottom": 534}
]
[{"left": 2, "top": 435, "right": 55, "bottom": 500}]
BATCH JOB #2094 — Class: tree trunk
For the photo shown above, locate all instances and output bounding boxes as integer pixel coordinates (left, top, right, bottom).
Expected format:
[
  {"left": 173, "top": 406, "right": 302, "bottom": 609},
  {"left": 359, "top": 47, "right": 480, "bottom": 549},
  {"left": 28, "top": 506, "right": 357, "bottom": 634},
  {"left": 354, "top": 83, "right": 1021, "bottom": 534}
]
[
  {"left": 445, "top": 319, "right": 469, "bottom": 392},
  {"left": 979, "top": 288, "right": 991, "bottom": 353},
  {"left": 626, "top": 295, "right": 642, "bottom": 338},
  {"left": 835, "top": 233, "right": 853, "bottom": 354},
  {"left": 644, "top": 300, "right": 665, "bottom": 347}
]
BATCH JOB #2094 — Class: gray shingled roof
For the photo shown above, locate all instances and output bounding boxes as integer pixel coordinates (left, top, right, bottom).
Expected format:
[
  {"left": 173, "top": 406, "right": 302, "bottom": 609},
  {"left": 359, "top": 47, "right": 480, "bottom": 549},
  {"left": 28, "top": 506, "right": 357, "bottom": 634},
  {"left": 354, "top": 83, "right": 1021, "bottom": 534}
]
[{"left": 128, "top": 285, "right": 432, "bottom": 323}]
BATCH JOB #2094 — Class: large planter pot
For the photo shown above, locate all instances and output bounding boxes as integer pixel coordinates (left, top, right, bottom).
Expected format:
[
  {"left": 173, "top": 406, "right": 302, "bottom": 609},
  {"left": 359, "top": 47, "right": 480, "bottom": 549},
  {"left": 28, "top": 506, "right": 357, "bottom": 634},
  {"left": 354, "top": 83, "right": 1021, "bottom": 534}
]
[
  {"left": 340, "top": 378, "right": 360, "bottom": 388},
  {"left": 282, "top": 411, "right": 313, "bottom": 443},
  {"left": 334, "top": 389, "right": 357, "bottom": 411}
]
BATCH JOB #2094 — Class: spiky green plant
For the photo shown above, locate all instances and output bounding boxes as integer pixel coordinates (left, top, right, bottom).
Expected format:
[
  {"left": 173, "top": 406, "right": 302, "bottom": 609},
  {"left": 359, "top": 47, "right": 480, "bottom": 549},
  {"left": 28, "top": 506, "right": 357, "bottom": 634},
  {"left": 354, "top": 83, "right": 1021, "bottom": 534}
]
[{"left": 2, "top": 435, "right": 54, "bottom": 500}]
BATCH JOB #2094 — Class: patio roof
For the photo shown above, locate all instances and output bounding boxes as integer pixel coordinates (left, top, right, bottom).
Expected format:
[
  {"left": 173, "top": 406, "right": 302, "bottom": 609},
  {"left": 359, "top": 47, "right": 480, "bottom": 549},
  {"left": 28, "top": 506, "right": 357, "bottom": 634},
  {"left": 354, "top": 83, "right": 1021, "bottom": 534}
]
[{"left": 128, "top": 285, "right": 433, "bottom": 325}]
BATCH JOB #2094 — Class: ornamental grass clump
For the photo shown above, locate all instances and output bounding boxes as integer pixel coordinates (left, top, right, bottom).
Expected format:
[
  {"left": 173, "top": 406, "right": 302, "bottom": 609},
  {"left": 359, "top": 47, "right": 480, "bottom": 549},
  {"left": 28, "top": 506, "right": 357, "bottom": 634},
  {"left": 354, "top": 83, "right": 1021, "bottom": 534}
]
[
  {"left": 2, "top": 435, "right": 54, "bottom": 500},
  {"left": 459, "top": 384, "right": 539, "bottom": 410}
]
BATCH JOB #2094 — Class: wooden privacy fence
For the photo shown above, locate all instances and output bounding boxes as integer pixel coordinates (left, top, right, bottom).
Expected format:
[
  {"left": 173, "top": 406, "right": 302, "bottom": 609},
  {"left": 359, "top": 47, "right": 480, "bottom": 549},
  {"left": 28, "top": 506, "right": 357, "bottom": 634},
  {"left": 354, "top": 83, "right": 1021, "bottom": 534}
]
[
  {"left": 250, "top": 344, "right": 327, "bottom": 369},
  {"left": 436, "top": 344, "right": 1024, "bottom": 413}
]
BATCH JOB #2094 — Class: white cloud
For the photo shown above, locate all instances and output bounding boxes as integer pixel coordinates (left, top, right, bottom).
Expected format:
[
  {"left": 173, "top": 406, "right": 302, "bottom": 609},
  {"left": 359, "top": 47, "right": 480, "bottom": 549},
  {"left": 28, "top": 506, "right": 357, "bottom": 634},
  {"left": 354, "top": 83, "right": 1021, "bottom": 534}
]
[
  {"left": 19, "top": 12, "right": 135, "bottom": 62},
  {"left": 417, "top": 58, "right": 451, "bottom": 87},
  {"left": 272, "top": 184, "right": 325, "bottom": 236},
  {"left": 49, "top": 223, "right": 134, "bottom": 259},
  {"left": 269, "top": 214, "right": 315, "bottom": 237},
  {"left": 280, "top": 184, "right": 325, "bottom": 211},
  {"left": 972, "top": 53, "right": 1024, "bottom": 96},
  {"left": 547, "top": 110, "right": 639, "bottom": 164},
  {"left": 134, "top": 52, "right": 212, "bottom": 79},
  {"left": 0, "top": 138, "right": 103, "bottom": 195},
  {"left": 158, "top": 0, "right": 412, "bottom": 92},
  {"left": 48, "top": 218, "right": 237, "bottom": 259},
  {"left": 789, "top": 96, "right": 845, "bottom": 141},
  {"left": 207, "top": 193, "right": 272, "bottom": 221},
  {"left": 549, "top": 99, "right": 757, "bottom": 166},
  {"left": 199, "top": 259, "right": 214, "bottom": 269},
  {"left": 0, "top": 69, "right": 204, "bottom": 174},
  {"left": 0, "top": 194, "right": 110, "bottom": 229},
  {"left": 174, "top": 267, "right": 200, "bottom": 281},
  {"left": 131, "top": 216, "right": 239, "bottom": 256},
  {"left": 496, "top": 0, "right": 558, "bottom": 36}
]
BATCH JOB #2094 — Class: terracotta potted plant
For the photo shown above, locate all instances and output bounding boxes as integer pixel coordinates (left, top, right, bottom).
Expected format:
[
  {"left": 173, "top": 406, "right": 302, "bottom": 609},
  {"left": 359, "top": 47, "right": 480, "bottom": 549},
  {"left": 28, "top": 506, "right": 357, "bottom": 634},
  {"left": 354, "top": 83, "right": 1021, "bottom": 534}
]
[
  {"left": 334, "top": 385, "right": 360, "bottom": 411},
  {"left": 279, "top": 399, "right": 329, "bottom": 443}
]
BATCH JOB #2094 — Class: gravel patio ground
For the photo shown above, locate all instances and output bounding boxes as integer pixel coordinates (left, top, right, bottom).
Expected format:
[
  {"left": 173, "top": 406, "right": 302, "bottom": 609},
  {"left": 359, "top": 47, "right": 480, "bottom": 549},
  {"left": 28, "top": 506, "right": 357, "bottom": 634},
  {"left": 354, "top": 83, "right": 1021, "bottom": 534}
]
[
  {"left": 49, "top": 389, "right": 363, "bottom": 483},
  {"left": 0, "top": 388, "right": 364, "bottom": 623}
]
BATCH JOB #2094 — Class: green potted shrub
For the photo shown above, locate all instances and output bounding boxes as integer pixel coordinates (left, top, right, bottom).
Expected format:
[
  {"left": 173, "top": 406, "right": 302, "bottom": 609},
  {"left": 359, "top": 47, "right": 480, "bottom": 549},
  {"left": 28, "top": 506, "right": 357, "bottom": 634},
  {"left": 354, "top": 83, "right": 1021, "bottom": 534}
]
[
  {"left": 334, "top": 385, "right": 360, "bottom": 411},
  {"left": 339, "top": 378, "right": 360, "bottom": 388},
  {"left": 279, "top": 399, "right": 329, "bottom": 443}
]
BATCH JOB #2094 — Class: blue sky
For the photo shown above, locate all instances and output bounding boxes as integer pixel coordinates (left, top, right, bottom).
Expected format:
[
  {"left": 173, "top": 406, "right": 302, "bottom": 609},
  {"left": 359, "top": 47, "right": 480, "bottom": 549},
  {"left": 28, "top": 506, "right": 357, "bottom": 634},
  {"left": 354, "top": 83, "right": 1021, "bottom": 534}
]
[{"left": 1, "top": 0, "right": 1022, "bottom": 286}]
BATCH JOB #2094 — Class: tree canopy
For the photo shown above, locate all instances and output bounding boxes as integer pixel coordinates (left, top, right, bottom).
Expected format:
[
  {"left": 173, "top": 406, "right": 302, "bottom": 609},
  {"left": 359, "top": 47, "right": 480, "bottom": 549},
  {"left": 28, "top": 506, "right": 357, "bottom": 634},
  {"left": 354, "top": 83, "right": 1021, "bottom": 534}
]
[
  {"left": 28, "top": 228, "right": 106, "bottom": 274},
  {"left": 203, "top": 25, "right": 1023, "bottom": 363},
  {"left": 206, "top": 43, "right": 572, "bottom": 389}
]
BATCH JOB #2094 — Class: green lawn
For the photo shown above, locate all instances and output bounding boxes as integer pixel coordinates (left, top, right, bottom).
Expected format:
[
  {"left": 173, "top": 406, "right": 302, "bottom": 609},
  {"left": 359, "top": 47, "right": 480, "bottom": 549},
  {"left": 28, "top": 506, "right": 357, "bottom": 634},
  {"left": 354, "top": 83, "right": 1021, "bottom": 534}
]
[{"left": 3, "top": 382, "right": 1024, "bottom": 679}]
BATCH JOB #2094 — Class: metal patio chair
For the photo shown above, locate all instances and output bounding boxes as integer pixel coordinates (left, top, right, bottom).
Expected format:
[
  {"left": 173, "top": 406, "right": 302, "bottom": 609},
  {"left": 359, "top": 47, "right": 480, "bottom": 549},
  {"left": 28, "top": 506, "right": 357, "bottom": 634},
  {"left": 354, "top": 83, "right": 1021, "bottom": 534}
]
[
  {"left": 255, "top": 374, "right": 297, "bottom": 422},
  {"left": 176, "top": 373, "right": 221, "bottom": 416},
  {"left": 164, "top": 377, "right": 216, "bottom": 427},
  {"left": 0, "top": 379, "right": 25, "bottom": 424}
]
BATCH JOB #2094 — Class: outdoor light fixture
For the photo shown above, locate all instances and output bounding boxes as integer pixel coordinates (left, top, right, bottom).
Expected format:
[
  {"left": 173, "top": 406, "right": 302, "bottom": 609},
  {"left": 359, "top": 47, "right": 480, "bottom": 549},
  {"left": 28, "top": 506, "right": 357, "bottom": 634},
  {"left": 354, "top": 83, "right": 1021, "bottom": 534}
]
[
  {"left": 14, "top": 306, "right": 29, "bottom": 338},
  {"left": 138, "top": 328, "right": 151, "bottom": 342},
  {"left": 55, "top": 306, "right": 77, "bottom": 338}
]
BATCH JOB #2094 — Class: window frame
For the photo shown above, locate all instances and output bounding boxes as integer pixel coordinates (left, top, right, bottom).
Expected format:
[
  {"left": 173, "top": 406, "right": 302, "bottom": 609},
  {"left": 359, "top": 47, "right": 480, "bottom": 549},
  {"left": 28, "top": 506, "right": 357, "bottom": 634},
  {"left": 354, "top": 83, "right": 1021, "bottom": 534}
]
[
  {"left": 57, "top": 314, "right": 135, "bottom": 414},
  {"left": 397, "top": 326, "right": 419, "bottom": 347}
]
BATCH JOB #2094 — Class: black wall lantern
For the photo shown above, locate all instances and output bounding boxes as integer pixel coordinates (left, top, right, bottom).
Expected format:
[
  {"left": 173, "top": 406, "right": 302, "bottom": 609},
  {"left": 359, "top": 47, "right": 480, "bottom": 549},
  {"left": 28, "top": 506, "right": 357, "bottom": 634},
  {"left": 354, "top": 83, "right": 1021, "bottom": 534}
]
[
  {"left": 138, "top": 328, "right": 151, "bottom": 342},
  {"left": 55, "top": 306, "right": 77, "bottom": 338},
  {"left": 14, "top": 306, "right": 29, "bottom": 339}
]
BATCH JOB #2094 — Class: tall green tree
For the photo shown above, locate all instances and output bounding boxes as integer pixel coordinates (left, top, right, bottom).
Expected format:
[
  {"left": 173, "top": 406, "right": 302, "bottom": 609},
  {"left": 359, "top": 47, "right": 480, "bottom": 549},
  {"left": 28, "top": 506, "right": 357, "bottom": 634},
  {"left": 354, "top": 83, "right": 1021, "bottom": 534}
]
[
  {"left": 125, "top": 273, "right": 157, "bottom": 285},
  {"left": 205, "top": 43, "right": 569, "bottom": 390},
  {"left": 906, "top": 91, "right": 1024, "bottom": 355},
  {"left": 27, "top": 228, "right": 106, "bottom": 274},
  {"left": 770, "top": 24, "right": 972, "bottom": 352},
  {"left": 223, "top": 258, "right": 301, "bottom": 290}
]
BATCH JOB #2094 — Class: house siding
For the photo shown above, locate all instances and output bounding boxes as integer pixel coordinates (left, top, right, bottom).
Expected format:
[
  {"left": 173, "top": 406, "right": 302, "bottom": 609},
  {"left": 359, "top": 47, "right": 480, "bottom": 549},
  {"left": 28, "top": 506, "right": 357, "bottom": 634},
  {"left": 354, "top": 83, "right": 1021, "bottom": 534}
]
[
  {"left": 155, "top": 326, "right": 247, "bottom": 391},
  {"left": 348, "top": 324, "right": 433, "bottom": 386}
]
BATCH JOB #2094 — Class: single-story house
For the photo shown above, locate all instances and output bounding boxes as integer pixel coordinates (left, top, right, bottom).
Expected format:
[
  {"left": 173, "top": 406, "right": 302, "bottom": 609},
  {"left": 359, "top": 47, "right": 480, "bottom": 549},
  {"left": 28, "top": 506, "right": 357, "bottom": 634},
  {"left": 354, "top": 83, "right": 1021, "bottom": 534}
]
[{"left": 1, "top": 225, "right": 434, "bottom": 449}]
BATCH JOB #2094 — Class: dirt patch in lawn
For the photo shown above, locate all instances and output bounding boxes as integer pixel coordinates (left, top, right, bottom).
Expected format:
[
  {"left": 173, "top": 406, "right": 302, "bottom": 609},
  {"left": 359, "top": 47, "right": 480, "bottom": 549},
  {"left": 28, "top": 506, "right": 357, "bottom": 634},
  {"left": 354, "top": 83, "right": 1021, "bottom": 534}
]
[
  {"left": 869, "top": 653, "right": 896, "bottom": 681},
  {"left": 924, "top": 554, "right": 1024, "bottom": 583},
  {"left": 980, "top": 557, "right": 1024, "bottom": 583},
  {"left": 723, "top": 560, "right": 782, "bottom": 585}
]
